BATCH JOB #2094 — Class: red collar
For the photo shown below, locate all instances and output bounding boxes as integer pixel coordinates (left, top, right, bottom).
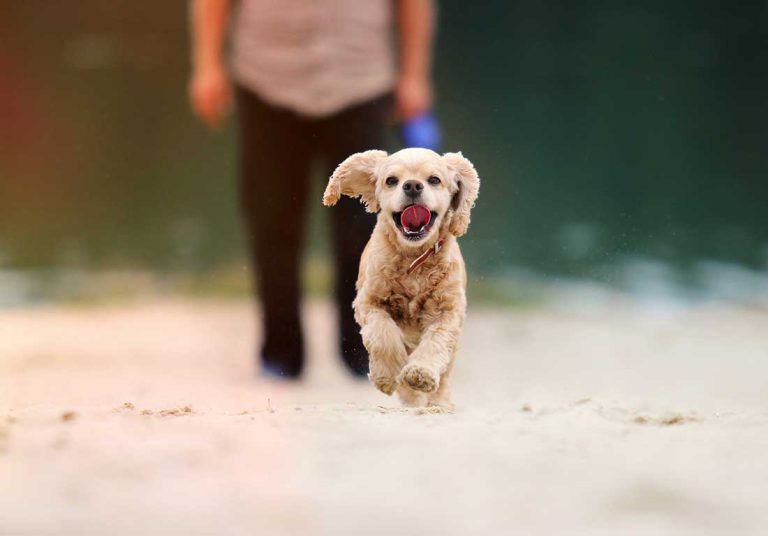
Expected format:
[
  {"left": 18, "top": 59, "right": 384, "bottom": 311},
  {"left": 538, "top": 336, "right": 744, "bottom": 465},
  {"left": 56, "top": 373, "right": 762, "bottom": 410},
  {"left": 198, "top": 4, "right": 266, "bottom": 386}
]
[{"left": 406, "top": 239, "right": 446, "bottom": 275}]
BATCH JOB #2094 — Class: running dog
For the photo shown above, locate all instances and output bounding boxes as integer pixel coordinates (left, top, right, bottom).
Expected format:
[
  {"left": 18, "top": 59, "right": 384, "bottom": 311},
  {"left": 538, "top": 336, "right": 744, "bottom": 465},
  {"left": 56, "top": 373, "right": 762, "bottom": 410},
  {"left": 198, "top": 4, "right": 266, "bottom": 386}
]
[{"left": 323, "top": 148, "right": 479, "bottom": 408}]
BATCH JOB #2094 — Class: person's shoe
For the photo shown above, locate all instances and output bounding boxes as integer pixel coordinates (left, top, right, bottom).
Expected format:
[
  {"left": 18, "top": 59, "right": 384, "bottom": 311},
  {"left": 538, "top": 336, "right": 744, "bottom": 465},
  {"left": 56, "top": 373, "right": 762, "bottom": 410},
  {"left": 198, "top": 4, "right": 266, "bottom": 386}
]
[
  {"left": 340, "top": 341, "right": 369, "bottom": 378},
  {"left": 260, "top": 353, "right": 303, "bottom": 380}
]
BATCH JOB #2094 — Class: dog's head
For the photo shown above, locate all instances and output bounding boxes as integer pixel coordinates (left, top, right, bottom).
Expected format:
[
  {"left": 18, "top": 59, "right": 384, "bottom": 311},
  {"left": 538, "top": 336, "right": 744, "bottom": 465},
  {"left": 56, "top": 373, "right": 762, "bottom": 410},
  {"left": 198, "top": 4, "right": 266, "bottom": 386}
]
[{"left": 323, "top": 148, "right": 479, "bottom": 247}]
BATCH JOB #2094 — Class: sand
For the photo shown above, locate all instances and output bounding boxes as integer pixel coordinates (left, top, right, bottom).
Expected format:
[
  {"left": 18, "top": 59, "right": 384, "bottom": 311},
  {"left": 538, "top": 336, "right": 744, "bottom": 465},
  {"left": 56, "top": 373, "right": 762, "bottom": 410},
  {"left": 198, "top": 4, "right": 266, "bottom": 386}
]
[{"left": 1, "top": 298, "right": 767, "bottom": 535}]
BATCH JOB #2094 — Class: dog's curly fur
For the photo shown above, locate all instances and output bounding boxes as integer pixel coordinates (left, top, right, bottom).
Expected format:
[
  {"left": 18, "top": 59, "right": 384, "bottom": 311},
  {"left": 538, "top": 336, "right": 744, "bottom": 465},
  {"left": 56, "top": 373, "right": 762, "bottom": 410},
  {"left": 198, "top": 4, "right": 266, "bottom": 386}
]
[{"left": 323, "top": 148, "right": 479, "bottom": 408}]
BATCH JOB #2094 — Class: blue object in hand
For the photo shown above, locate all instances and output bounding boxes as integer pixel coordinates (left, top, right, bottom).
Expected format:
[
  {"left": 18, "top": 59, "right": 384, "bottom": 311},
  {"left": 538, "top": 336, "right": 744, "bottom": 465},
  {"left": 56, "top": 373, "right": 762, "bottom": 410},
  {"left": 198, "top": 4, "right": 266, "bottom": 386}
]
[{"left": 401, "top": 112, "right": 441, "bottom": 152}]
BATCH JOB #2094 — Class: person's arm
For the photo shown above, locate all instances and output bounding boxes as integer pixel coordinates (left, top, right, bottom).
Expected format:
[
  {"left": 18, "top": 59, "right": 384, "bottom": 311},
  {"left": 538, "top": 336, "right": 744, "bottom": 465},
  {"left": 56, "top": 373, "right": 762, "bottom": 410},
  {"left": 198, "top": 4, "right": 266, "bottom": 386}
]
[
  {"left": 396, "top": 0, "right": 436, "bottom": 120},
  {"left": 188, "top": 0, "right": 232, "bottom": 129}
]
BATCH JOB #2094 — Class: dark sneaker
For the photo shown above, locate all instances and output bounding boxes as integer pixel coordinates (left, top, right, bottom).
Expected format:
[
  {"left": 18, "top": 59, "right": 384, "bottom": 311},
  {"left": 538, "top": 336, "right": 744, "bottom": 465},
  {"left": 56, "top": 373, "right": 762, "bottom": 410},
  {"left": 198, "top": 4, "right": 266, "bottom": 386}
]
[
  {"left": 260, "top": 352, "right": 303, "bottom": 380},
  {"left": 340, "top": 340, "right": 369, "bottom": 377}
]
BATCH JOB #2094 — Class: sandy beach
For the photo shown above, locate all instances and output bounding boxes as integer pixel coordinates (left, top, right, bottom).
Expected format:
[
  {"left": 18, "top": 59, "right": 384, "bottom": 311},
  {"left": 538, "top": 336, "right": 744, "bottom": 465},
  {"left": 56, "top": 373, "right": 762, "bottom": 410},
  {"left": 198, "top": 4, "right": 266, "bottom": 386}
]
[{"left": 1, "top": 298, "right": 767, "bottom": 535}]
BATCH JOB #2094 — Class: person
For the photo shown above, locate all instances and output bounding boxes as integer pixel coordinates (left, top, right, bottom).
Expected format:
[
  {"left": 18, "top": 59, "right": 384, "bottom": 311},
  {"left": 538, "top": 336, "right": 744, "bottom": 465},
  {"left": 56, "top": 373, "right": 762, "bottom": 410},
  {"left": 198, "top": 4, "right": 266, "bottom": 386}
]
[{"left": 188, "top": 0, "right": 436, "bottom": 379}]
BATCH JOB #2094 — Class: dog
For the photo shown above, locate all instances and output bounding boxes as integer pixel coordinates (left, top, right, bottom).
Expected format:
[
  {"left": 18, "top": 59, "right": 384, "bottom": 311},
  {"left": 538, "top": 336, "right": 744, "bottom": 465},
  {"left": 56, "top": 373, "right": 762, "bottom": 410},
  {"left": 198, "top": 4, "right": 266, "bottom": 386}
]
[{"left": 323, "top": 148, "right": 479, "bottom": 408}]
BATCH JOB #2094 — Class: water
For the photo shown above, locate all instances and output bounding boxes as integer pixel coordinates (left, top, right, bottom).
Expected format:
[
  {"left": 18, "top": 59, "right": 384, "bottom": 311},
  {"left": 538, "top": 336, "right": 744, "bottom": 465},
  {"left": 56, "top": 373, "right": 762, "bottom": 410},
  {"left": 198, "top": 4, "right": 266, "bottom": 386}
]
[{"left": 1, "top": 1, "right": 767, "bottom": 300}]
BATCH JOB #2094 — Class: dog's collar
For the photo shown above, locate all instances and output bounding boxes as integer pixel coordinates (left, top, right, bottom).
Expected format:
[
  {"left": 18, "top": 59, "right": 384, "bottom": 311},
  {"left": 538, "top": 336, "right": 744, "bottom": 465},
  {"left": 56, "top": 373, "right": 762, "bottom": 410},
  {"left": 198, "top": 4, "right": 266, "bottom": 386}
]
[{"left": 406, "top": 239, "right": 446, "bottom": 275}]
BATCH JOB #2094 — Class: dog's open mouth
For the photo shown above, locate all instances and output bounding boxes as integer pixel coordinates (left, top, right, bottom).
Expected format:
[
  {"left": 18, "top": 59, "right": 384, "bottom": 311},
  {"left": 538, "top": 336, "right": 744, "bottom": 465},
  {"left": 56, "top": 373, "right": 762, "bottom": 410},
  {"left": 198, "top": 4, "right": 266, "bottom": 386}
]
[{"left": 392, "top": 204, "right": 438, "bottom": 241}]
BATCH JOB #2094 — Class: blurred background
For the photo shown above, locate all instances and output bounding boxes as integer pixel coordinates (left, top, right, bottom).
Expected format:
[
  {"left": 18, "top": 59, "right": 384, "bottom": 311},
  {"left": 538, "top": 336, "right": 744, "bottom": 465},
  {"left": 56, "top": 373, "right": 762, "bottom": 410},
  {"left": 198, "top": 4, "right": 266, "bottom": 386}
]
[{"left": 1, "top": 0, "right": 767, "bottom": 306}]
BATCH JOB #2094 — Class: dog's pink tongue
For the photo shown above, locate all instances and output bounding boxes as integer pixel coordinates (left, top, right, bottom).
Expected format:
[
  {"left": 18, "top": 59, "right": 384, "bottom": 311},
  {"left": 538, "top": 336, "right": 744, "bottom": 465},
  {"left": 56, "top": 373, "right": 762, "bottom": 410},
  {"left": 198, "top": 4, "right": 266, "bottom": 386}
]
[{"left": 401, "top": 205, "right": 431, "bottom": 232}]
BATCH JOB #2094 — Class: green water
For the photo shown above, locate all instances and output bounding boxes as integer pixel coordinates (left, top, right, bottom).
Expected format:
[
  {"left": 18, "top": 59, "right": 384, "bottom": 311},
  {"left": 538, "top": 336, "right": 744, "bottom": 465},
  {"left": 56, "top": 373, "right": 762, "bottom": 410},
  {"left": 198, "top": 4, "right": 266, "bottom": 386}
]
[{"left": 2, "top": 1, "right": 767, "bottom": 291}]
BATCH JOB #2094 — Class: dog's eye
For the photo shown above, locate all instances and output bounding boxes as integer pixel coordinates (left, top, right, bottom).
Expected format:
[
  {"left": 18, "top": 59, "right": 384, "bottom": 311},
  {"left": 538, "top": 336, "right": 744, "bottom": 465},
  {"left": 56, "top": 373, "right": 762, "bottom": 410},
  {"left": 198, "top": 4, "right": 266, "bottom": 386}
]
[
  {"left": 385, "top": 176, "right": 399, "bottom": 187},
  {"left": 427, "top": 175, "right": 441, "bottom": 186}
]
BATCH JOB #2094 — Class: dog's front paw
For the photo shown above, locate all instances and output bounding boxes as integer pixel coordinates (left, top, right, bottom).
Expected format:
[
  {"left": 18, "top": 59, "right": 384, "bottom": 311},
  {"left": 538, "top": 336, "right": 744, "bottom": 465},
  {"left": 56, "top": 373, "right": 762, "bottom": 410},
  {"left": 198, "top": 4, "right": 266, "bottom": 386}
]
[
  {"left": 369, "top": 372, "right": 397, "bottom": 396},
  {"left": 399, "top": 364, "right": 439, "bottom": 393}
]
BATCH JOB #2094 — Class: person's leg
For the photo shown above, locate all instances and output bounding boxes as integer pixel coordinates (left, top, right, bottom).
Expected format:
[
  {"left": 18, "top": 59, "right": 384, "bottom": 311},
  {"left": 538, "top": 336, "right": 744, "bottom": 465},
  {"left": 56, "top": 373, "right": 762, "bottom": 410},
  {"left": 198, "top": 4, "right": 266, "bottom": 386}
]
[
  {"left": 236, "top": 85, "right": 311, "bottom": 378},
  {"left": 318, "top": 94, "right": 393, "bottom": 376}
]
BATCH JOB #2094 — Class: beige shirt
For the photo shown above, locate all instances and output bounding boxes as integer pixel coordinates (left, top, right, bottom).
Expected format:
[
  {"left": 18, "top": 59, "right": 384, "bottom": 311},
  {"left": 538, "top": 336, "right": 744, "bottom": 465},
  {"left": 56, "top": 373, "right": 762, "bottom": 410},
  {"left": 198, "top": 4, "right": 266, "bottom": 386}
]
[{"left": 231, "top": 0, "right": 395, "bottom": 117}]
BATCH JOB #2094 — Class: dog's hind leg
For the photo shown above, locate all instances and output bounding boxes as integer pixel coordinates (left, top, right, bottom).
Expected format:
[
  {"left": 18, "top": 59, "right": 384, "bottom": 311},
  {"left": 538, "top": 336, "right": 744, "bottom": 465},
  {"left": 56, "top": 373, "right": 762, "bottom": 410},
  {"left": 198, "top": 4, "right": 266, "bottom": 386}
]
[
  {"left": 397, "top": 384, "right": 427, "bottom": 407},
  {"left": 427, "top": 360, "right": 455, "bottom": 410}
]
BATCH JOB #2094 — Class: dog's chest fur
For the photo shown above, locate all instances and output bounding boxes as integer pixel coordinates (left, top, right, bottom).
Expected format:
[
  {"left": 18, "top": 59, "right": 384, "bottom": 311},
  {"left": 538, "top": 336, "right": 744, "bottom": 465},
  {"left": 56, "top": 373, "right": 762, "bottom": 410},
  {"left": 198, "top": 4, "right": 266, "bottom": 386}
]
[{"left": 377, "top": 256, "right": 450, "bottom": 331}]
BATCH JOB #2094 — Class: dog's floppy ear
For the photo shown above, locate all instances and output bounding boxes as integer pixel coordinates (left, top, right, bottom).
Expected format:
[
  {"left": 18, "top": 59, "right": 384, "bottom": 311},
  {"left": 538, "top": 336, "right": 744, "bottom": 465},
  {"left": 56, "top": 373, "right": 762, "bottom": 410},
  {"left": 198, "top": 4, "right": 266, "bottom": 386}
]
[
  {"left": 323, "top": 150, "right": 387, "bottom": 213},
  {"left": 443, "top": 152, "right": 480, "bottom": 236}
]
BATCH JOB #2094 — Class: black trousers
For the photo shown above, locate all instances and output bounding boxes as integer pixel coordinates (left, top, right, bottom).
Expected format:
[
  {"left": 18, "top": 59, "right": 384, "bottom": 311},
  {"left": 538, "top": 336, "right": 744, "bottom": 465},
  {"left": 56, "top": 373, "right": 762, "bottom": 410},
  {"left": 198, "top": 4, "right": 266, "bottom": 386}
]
[{"left": 236, "top": 85, "right": 390, "bottom": 377}]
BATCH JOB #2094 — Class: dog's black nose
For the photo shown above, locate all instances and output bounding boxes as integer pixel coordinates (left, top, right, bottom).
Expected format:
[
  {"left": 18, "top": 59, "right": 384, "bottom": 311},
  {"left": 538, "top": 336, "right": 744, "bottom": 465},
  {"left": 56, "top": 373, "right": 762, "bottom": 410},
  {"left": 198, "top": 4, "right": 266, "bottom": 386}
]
[{"left": 402, "top": 180, "right": 423, "bottom": 198}]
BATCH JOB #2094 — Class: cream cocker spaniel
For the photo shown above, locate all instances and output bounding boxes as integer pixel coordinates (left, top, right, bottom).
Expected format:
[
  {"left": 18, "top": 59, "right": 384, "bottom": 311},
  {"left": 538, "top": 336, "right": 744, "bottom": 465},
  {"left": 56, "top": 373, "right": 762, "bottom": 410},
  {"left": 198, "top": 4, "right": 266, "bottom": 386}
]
[{"left": 323, "top": 148, "right": 480, "bottom": 408}]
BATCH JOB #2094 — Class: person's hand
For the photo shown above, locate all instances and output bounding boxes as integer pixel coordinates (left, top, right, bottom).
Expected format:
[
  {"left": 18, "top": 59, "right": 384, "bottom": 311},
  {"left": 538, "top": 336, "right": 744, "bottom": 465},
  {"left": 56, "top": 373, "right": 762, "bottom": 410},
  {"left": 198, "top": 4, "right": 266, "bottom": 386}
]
[
  {"left": 396, "top": 74, "right": 433, "bottom": 120},
  {"left": 189, "top": 62, "right": 232, "bottom": 129}
]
